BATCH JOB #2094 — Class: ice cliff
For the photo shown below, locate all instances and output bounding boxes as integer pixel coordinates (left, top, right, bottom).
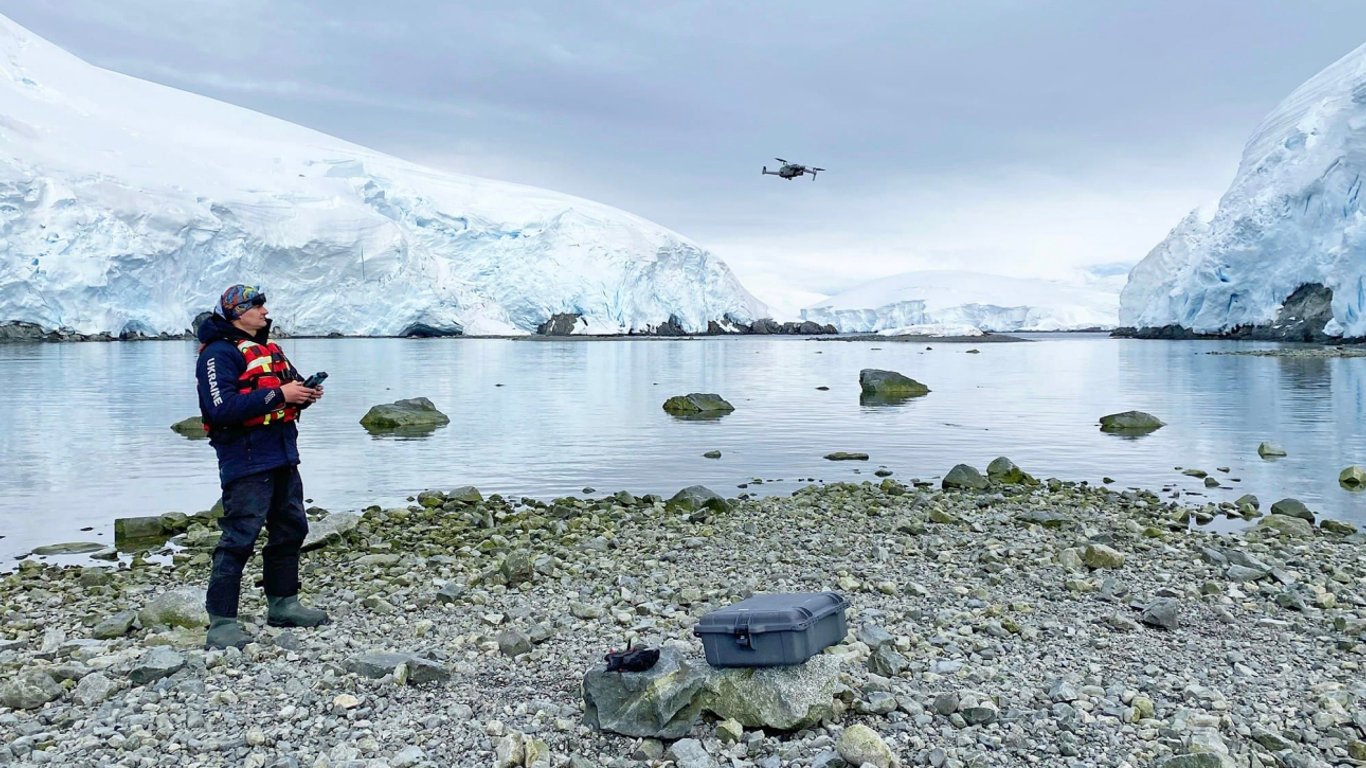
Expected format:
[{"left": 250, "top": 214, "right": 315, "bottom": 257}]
[
  {"left": 1120, "top": 42, "right": 1366, "bottom": 338},
  {"left": 0, "top": 14, "right": 766, "bottom": 337},
  {"left": 801, "top": 270, "right": 1118, "bottom": 334}
]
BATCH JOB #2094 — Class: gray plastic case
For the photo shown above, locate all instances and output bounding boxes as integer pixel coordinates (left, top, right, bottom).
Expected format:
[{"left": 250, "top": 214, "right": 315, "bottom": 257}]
[{"left": 693, "top": 592, "right": 848, "bottom": 667}]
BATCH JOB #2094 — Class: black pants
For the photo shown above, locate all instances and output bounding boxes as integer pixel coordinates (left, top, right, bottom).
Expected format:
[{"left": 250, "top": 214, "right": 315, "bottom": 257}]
[{"left": 205, "top": 465, "right": 309, "bottom": 618}]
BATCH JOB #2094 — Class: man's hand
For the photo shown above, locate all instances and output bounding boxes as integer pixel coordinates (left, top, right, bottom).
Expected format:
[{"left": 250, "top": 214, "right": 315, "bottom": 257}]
[{"left": 281, "top": 381, "right": 321, "bottom": 404}]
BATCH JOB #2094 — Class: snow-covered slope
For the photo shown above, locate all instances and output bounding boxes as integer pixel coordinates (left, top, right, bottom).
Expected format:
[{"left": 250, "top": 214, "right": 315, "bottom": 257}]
[
  {"left": 0, "top": 15, "right": 766, "bottom": 337},
  {"left": 1120, "top": 42, "right": 1366, "bottom": 337},
  {"left": 800, "top": 270, "right": 1118, "bottom": 333}
]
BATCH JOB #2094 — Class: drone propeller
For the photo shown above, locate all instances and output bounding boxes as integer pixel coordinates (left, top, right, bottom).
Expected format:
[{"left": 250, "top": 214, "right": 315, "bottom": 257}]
[
  {"left": 774, "top": 157, "right": 788, "bottom": 163},
  {"left": 811, "top": 167, "right": 826, "bottom": 172}
]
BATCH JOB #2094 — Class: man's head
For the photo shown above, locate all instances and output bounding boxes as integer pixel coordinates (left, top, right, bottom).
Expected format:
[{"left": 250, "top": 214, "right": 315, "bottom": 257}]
[{"left": 218, "top": 284, "right": 269, "bottom": 332}]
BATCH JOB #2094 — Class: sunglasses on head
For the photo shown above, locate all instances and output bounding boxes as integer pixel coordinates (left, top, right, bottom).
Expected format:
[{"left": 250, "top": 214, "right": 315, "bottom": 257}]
[{"left": 237, "top": 292, "right": 267, "bottom": 309}]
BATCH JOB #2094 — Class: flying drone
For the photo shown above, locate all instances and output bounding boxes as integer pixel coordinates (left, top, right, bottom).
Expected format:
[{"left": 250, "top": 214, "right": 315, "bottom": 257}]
[{"left": 762, "top": 158, "right": 825, "bottom": 180}]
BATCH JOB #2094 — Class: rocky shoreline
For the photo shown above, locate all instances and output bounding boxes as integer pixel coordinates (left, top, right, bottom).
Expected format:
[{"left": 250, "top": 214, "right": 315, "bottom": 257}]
[{"left": 2, "top": 474, "right": 1364, "bottom": 767}]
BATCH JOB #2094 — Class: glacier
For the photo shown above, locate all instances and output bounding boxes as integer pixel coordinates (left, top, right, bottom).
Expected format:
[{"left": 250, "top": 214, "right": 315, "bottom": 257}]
[
  {"left": 800, "top": 270, "right": 1119, "bottom": 334},
  {"left": 1120, "top": 41, "right": 1366, "bottom": 339},
  {"left": 0, "top": 14, "right": 767, "bottom": 338}
]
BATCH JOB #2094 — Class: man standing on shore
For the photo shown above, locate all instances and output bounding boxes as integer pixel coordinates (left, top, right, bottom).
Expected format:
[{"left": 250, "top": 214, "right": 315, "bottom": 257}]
[{"left": 195, "top": 284, "right": 329, "bottom": 650}]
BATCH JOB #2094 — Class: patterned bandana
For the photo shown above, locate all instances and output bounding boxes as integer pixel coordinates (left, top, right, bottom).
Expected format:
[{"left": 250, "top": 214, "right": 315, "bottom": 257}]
[{"left": 218, "top": 285, "right": 266, "bottom": 319}]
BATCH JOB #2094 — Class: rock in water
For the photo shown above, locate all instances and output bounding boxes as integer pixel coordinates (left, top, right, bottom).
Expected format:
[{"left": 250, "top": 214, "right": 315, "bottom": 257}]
[
  {"left": 359, "top": 398, "right": 450, "bottom": 431},
  {"left": 858, "top": 369, "right": 930, "bottom": 397},
  {"left": 1339, "top": 465, "right": 1366, "bottom": 489},
  {"left": 662, "top": 393, "right": 735, "bottom": 417},
  {"left": 1099, "top": 411, "right": 1165, "bottom": 433},
  {"left": 170, "top": 416, "right": 207, "bottom": 438},
  {"left": 1269, "top": 498, "right": 1314, "bottom": 522},
  {"left": 1257, "top": 441, "right": 1287, "bottom": 458}
]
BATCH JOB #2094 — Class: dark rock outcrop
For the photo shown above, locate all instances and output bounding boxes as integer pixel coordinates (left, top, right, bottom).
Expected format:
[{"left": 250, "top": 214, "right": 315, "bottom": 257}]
[
  {"left": 399, "top": 322, "right": 463, "bottom": 338},
  {"left": 536, "top": 313, "right": 582, "bottom": 335},
  {"left": 1114, "top": 283, "right": 1346, "bottom": 343}
]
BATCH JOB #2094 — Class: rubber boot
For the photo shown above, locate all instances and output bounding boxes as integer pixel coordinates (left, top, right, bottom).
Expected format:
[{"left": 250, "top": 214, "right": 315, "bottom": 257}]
[
  {"left": 267, "top": 595, "right": 329, "bottom": 628},
  {"left": 205, "top": 616, "right": 251, "bottom": 650}
]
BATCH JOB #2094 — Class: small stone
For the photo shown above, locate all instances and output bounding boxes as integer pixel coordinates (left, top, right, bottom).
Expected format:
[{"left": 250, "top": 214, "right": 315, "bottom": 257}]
[
  {"left": 836, "top": 724, "right": 897, "bottom": 768},
  {"left": 333, "top": 693, "right": 361, "bottom": 710}
]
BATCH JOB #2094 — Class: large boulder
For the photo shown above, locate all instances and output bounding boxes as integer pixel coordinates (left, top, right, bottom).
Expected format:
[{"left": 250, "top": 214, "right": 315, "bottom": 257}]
[
  {"left": 1254, "top": 514, "right": 1314, "bottom": 538},
  {"left": 666, "top": 486, "right": 732, "bottom": 515},
  {"left": 582, "top": 647, "right": 844, "bottom": 737},
  {"left": 1099, "top": 411, "right": 1165, "bottom": 434},
  {"left": 582, "top": 646, "right": 710, "bottom": 738},
  {"left": 114, "top": 515, "right": 176, "bottom": 548},
  {"left": 859, "top": 369, "right": 930, "bottom": 397},
  {"left": 344, "top": 651, "right": 451, "bottom": 685},
  {"left": 301, "top": 511, "right": 362, "bottom": 551},
  {"left": 700, "top": 654, "right": 843, "bottom": 731},
  {"left": 0, "top": 668, "right": 63, "bottom": 709},
  {"left": 1269, "top": 498, "right": 1314, "bottom": 522},
  {"left": 138, "top": 587, "right": 208, "bottom": 630},
  {"left": 662, "top": 393, "right": 735, "bottom": 418},
  {"left": 942, "top": 464, "right": 988, "bottom": 491},
  {"left": 359, "top": 397, "right": 450, "bottom": 431}
]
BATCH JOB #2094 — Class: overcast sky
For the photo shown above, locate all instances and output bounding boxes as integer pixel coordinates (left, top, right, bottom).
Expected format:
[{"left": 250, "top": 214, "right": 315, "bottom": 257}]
[{"left": 5, "top": 1, "right": 1366, "bottom": 313}]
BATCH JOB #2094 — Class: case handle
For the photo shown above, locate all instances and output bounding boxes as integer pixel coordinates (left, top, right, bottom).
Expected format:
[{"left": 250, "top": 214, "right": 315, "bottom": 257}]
[{"left": 735, "top": 612, "right": 753, "bottom": 649}]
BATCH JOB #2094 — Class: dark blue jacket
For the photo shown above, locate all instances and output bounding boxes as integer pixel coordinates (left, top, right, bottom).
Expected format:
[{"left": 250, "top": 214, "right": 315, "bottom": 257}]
[{"left": 196, "top": 314, "right": 304, "bottom": 487}]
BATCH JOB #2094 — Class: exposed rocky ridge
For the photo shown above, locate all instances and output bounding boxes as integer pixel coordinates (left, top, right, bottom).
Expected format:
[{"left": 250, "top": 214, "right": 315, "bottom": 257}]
[
  {"left": 535, "top": 313, "right": 837, "bottom": 337},
  {"left": 1, "top": 476, "right": 1363, "bottom": 766},
  {"left": 1113, "top": 283, "right": 1351, "bottom": 343}
]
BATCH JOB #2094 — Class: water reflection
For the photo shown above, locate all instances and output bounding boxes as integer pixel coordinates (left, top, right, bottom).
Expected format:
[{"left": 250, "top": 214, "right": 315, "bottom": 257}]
[{"left": 1, "top": 335, "right": 1365, "bottom": 561}]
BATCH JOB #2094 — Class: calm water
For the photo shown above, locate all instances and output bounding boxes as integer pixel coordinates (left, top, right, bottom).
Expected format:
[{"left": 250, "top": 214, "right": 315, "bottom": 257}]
[{"left": 2, "top": 334, "right": 1364, "bottom": 562}]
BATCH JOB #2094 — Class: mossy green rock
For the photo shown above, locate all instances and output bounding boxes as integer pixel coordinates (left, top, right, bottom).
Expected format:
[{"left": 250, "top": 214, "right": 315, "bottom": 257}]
[
  {"left": 859, "top": 369, "right": 930, "bottom": 397},
  {"left": 1321, "top": 519, "right": 1359, "bottom": 535},
  {"left": 114, "top": 516, "right": 176, "bottom": 549},
  {"left": 359, "top": 397, "right": 450, "bottom": 430},
  {"left": 987, "top": 456, "right": 1034, "bottom": 485},
  {"left": 662, "top": 393, "right": 734, "bottom": 419},
  {"left": 1099, "top": 411, "right": 1165, "bottom": 433},
  {"left": 170, "top": 416, "right": 207, "bottom": 439},
  {"left": 1339, "top": 466, "right": 1366, "bottom": 489}
]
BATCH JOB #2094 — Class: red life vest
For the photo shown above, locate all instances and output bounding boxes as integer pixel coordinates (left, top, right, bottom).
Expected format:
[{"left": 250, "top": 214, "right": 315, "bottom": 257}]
[
  {"left": 236, "top": 339, "right": 301, "bottom": 427},
  {"left": 202, "top": 339, "right": 300, "bottom": 432}
]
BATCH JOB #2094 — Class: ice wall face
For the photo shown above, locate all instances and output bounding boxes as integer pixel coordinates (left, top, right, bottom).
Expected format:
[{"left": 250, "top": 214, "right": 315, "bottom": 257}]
[
  {"left": 0, "top": 15, "right": 766, "bottom": 337},
  {"left": 801, "top": 270, "right": 1118, "bottom": 333},
  {"left": 1120, "top": 42, "right": 1366, "bottom": 338}
]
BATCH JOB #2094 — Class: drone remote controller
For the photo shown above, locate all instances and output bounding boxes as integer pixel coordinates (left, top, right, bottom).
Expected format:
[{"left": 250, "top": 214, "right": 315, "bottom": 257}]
[{"left": 302, "top": 371, "right": 328, "bottom": 388}]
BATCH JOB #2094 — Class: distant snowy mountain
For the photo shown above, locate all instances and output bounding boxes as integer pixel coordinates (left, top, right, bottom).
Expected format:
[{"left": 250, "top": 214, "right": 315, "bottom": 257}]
[
  {"left": 800, "top": 270, "right": 1119, "bottom": 334},
  {"left": 1121, "top": 42, "right": 1366, "bottom": 338},
  {"left": 0, "top": 14, "right": 766, "bottom": 337}
]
